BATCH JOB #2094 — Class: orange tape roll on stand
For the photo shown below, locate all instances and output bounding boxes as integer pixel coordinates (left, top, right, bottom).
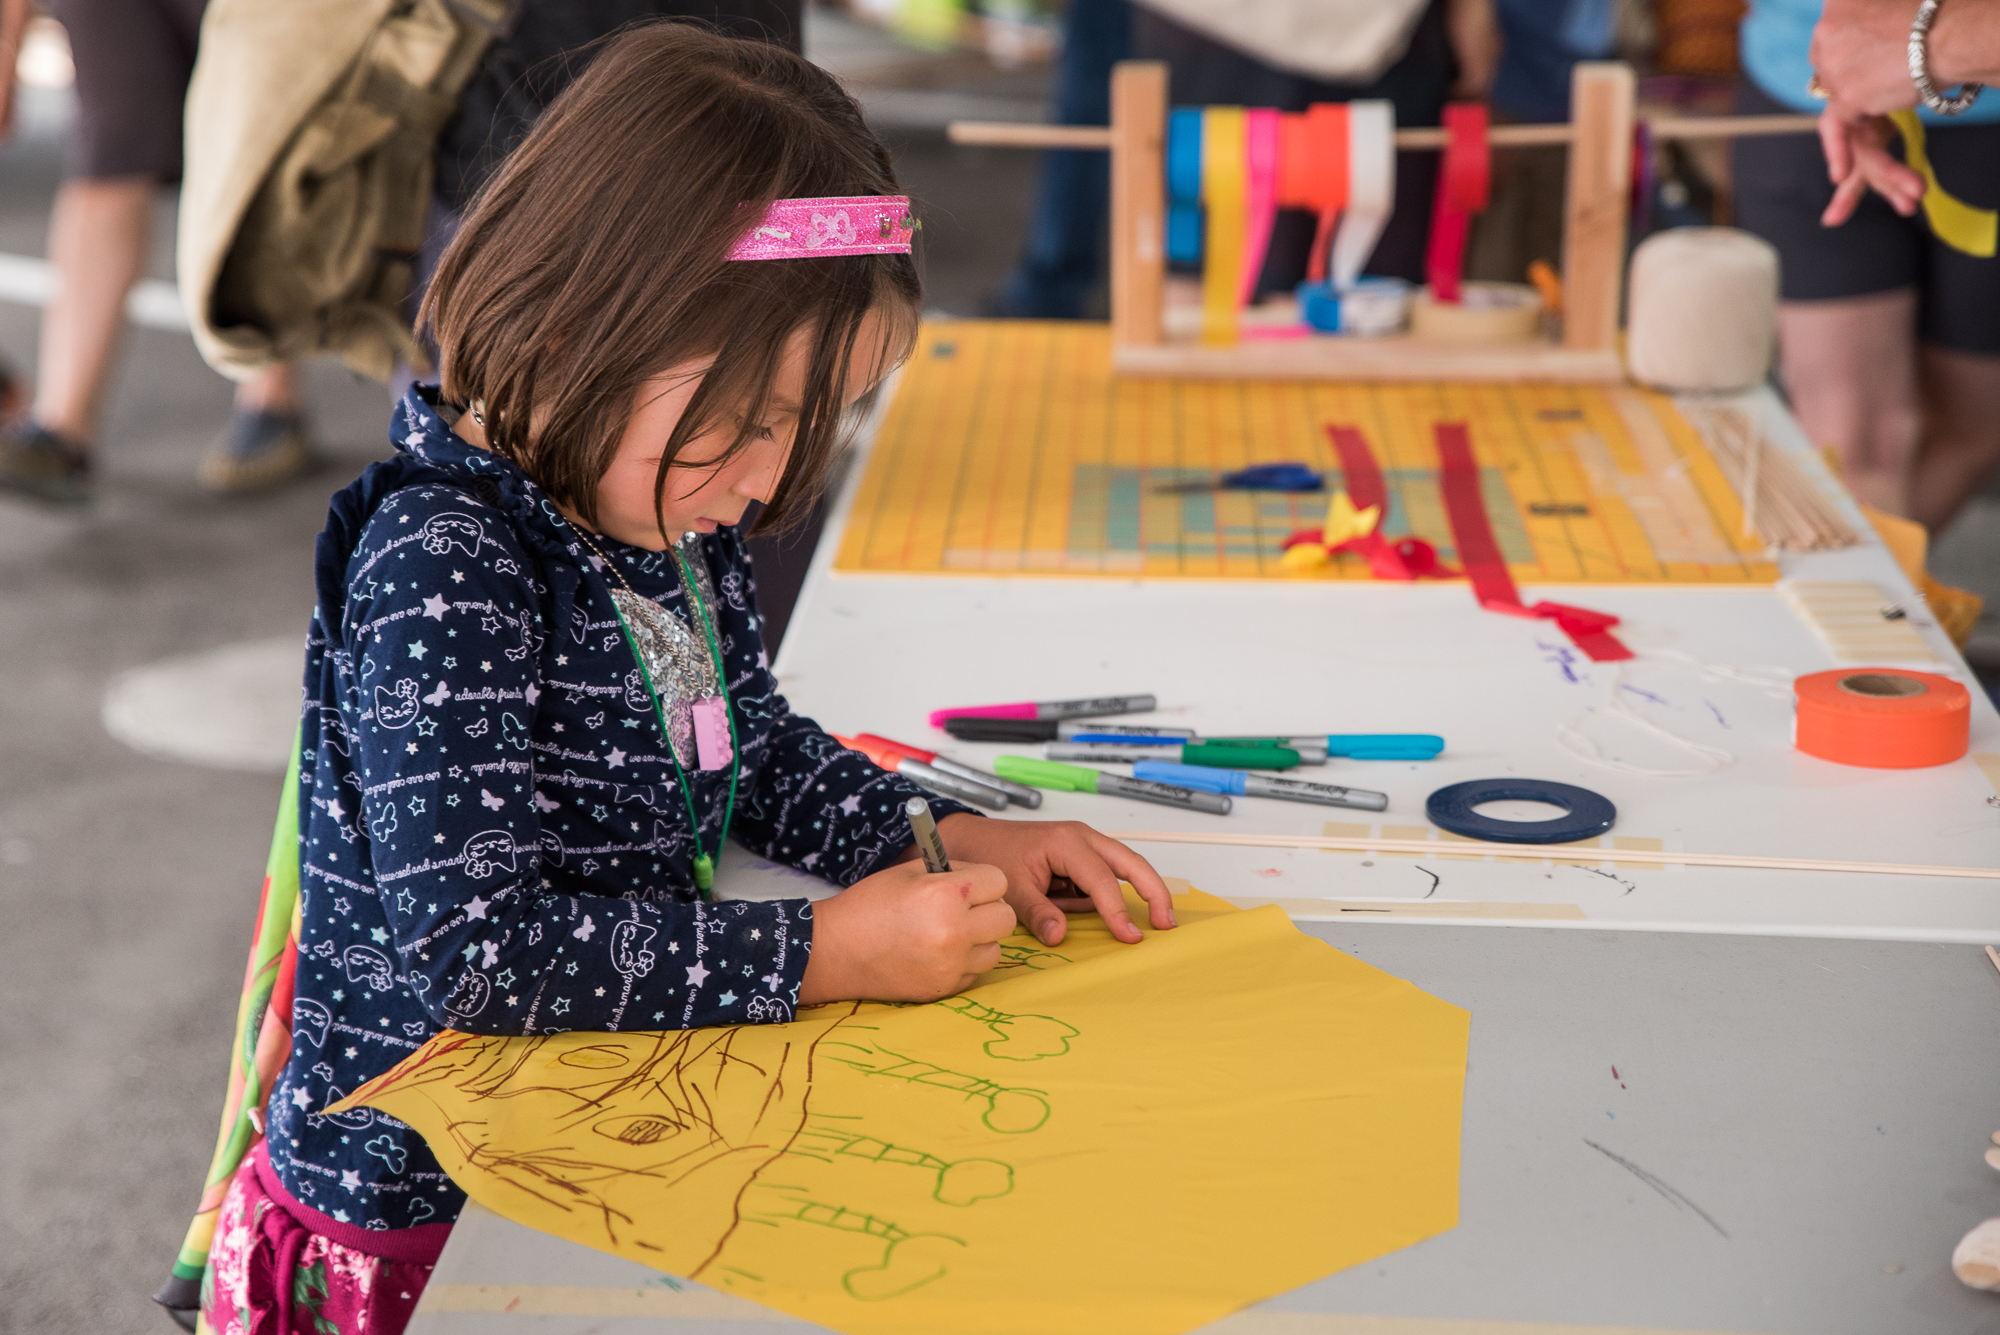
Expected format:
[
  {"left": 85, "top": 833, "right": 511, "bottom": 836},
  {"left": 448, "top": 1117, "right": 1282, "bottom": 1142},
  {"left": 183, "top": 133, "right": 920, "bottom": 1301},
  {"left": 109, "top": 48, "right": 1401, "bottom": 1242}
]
[{"left": 1794, "top": 668, "right": 1971, "bottom": 768}]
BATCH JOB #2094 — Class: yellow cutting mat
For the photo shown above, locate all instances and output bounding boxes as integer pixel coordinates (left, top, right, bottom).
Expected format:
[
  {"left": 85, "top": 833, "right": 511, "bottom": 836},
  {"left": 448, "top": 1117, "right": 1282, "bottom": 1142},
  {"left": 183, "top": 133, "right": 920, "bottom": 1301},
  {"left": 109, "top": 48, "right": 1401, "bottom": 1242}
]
[{"left": 835, "top": 322, "right": 1778, "bottom": 584}]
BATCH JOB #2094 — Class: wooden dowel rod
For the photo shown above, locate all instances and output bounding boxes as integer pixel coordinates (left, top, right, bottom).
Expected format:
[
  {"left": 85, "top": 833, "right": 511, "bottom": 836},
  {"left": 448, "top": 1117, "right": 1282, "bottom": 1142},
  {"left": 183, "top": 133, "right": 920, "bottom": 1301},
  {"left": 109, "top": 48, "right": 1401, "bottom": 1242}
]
[
  {"left": 1102, "top": 830, "right": 2000, "bottom": 881},
  {"left": 946, "top": 113, "right": 1818, "bottom": 153},
  {"left": 1648, "top": 113, "right": 1819, "bottom": 139},
  {"left": 948, "top": 122, "right": 1115, "bottom": 148}
]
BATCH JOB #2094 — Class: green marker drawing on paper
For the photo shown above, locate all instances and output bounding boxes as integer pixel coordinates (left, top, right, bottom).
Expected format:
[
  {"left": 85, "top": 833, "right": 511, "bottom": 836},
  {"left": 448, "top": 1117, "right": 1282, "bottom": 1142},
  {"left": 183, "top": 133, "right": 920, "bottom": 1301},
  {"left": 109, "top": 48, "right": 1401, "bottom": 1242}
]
[
  {"left": 935, "top": 996, "right": 1079, "bottom": 1061},
  {"left": 818, "top": 1040, "right": 1051, "bottom": 1133},
  {"left": 788, "top": 1116, "right": 1014, "bottom": 1206}
]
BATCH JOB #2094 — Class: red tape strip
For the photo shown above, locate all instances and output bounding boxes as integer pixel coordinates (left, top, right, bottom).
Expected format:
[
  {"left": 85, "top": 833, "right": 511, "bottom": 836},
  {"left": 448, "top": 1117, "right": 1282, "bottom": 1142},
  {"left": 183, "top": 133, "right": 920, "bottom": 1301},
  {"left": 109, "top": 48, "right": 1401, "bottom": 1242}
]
[
  {"left": 1434, "top": 421, "right": 1632, "bottom": 661},
  {"left": 1321, "top": 425, "right": 1461, "bottom": 582},
  {"left": 1424, "top": 103, "right": 1490, "bottom": 305}
]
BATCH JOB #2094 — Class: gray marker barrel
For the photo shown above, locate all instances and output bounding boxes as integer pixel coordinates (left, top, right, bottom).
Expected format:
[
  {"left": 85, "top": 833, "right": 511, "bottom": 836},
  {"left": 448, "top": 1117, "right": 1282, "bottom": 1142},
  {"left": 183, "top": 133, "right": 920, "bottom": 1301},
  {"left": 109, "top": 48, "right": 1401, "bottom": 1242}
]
[
  {"left": 903, "top": 796, "right": 951, "bottom": 872},
  {"left": 1045, "top": 742, "right": 1177, "bottom": 764},
  {"left": 1095, "top": 773, "right": 1232, "bottom": 815},
  {"left": 1055, "top": 720, "right": 1199, "bottom": 740},
  {"left": 1242, "top": 774, "right": 1388, "bottom": 812},
  {"left": 1036, "top": 694, "right": 1158, "bottom": 720},
  {"left": 925, "top": 755, "right": 1043, "bottom": 809},
  {"left": 900, "top": 760, "right": 1009, "bottom": 811}
]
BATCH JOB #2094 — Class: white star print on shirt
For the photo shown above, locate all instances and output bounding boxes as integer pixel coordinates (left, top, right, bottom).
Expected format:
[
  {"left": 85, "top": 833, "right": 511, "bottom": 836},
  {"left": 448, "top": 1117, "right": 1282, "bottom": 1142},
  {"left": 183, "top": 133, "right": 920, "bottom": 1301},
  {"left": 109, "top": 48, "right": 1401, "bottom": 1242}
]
[
  {"left": 465, "top": 895, "right": 490, "bottom": 920},
  {"left": 292, "top": 1086, "right": 312, "bottom": 1109},
  {"left": 342, "top": 1170, "right": 362, "bottom": 1190},
  {"left": 422, "top": 593, "right": 449, "bottom": 620},
  {"left": 606, "top": 747, "right": 627, "bottom": 768},
  {"left": 838, "top": 794, "right": 862, "bottom": 815},
  {"left": 686, "top": 962, "right": 710, "bottom": 987}
]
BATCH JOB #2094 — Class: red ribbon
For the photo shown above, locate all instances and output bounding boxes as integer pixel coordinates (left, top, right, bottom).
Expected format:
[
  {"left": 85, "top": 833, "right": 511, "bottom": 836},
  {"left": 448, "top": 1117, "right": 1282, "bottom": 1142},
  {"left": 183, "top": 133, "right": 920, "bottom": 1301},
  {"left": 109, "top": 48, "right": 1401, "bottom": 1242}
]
[
  {"left": 1434, "top": 421, "right": 1632, "bottom": 661},
  {"left": 1424, "top": 103, "right": 1490, "bottom": 305},
  {"left": 1282, "top": 425, "right": 1459, "bottom": 581}
]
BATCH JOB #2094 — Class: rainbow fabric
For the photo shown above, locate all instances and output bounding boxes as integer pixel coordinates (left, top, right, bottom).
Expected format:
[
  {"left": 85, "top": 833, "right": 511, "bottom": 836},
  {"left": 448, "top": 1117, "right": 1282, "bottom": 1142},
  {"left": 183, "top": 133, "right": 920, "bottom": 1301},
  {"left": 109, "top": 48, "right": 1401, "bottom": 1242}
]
[{"left": 160, "top": 734, "right": 304, "bottom": 1306}]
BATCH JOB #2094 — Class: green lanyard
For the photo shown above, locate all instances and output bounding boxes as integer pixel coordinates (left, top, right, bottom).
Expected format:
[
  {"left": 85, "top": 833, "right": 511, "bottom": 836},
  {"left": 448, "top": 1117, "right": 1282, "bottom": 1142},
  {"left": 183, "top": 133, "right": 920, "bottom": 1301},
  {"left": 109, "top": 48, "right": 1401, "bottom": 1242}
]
[{"left": 578, "top": 529, "right": 740, "bottom": 898}]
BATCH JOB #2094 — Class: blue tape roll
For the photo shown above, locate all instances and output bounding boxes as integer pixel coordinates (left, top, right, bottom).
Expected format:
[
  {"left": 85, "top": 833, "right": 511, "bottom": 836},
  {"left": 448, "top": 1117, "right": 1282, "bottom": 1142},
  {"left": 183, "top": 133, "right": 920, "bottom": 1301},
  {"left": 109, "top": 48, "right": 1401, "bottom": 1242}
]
[
  {"left": 1296, "top": 280, "right": 1341, "bottom": 332},
  {"left": 1167, "top": 201, "right": 1203, "bottom": 265},
  {"left": 1424, "top": 778, "right": 1616, "bottom": 845},
  {"left": 1167, "top": 107, "right": 1204, "bottom": 202}
]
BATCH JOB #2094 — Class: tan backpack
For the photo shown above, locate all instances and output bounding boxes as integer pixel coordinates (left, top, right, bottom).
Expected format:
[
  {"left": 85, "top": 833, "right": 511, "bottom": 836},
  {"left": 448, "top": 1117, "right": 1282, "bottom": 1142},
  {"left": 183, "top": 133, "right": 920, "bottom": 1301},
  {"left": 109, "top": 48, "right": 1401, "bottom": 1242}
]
[{"left": 179, "top": 0, "right": 510, "bottom": 384}]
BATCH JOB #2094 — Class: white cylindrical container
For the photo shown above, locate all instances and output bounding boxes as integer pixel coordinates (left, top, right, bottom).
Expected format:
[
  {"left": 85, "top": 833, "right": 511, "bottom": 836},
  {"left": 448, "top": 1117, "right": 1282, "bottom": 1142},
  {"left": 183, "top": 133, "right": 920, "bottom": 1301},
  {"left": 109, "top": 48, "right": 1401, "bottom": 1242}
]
[{"left": 1625, "top": 227, "right": 1780, "bottom": 391}]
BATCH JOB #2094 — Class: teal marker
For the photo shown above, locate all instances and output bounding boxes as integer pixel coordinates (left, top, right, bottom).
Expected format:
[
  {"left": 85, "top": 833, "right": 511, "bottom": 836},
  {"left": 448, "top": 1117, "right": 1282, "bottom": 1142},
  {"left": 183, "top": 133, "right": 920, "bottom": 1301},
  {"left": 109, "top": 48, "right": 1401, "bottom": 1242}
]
[{"left": 994, "top": 756, "right": 1233, "bottom": 815}]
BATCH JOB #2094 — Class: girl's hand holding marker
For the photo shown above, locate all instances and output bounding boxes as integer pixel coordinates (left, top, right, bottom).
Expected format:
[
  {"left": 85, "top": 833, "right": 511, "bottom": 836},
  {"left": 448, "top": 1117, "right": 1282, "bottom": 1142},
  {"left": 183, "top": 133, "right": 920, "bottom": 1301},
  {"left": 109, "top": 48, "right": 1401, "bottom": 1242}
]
[{"left": 801, "top": 798, "right": 1177, "bottom": 1005}]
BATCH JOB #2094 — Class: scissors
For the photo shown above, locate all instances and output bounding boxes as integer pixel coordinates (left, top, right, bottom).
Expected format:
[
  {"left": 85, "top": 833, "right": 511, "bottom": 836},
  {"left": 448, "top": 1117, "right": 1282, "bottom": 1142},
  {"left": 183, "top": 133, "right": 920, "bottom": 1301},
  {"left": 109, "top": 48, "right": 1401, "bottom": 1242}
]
[{"left": 1152, "top": 461, "right": 1325, "bottom": 494}]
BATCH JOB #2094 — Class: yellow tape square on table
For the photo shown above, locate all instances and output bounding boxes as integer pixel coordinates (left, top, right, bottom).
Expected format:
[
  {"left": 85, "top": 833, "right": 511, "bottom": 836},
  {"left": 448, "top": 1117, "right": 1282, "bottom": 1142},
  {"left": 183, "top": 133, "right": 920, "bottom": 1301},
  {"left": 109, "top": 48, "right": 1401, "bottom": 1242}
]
[{"left": 835, "top": 322, "right": 1776, "bottom": 586}]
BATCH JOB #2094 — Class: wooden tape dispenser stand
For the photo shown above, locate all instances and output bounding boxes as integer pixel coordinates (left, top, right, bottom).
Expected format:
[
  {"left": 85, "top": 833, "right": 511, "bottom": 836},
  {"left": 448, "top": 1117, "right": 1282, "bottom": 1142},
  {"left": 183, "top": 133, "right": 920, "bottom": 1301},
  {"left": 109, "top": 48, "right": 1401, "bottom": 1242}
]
[{"left": 950, "top": 62, "right": 1819, "bottom": 384}]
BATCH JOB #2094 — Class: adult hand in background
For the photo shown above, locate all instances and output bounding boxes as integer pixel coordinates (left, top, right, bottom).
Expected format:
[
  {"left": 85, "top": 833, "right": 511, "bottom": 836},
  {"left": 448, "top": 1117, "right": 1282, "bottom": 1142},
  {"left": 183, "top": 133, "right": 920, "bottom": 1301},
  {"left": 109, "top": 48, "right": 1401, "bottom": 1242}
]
[
  {"left": 1446, "top": 0, "right": 1501, "bottom": 101},
  {"left": 930, "top": 813, "right": 1176, "bottom": 948},
  {"left": 1818, "top": 110, "right": 1926, "bottom": 226},
  {"left": 1811, "top": 0, "right": 1999, "bottom": 117},
  {"left": 0, "top": 0, "right": 31, "bottom": 144}
]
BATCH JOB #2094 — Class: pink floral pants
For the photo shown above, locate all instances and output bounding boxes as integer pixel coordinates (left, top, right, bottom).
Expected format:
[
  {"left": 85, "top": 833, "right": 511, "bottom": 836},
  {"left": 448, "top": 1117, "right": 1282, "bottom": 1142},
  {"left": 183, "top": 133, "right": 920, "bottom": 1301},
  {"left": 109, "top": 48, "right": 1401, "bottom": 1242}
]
[{"left": 202, "top": 1142, "right": 450, "bottom": 1335}]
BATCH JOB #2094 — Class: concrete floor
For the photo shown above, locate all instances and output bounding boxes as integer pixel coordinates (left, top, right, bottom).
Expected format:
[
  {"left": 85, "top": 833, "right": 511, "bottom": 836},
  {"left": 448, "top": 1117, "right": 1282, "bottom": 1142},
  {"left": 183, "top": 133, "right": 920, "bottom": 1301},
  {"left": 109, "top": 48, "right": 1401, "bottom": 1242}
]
[{"left": 0, "top": 19, "right": 1995, "bottom": 1335}]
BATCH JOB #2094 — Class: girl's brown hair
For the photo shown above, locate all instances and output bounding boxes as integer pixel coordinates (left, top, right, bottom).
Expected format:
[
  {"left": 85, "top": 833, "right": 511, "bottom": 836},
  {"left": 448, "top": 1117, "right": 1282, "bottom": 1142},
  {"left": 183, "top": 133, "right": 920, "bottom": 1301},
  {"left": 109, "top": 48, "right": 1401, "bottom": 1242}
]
[{"left": 421, "top": 22, "right": 920, "bottom": 536}]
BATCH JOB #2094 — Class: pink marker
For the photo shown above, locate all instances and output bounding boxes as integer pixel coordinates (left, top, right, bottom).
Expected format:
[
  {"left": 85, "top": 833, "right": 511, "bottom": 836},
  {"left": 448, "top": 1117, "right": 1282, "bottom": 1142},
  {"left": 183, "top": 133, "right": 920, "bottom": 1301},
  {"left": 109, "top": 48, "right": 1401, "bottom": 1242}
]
[{"left": 927, "top": 694, "right": 1157, "bottom": 728}]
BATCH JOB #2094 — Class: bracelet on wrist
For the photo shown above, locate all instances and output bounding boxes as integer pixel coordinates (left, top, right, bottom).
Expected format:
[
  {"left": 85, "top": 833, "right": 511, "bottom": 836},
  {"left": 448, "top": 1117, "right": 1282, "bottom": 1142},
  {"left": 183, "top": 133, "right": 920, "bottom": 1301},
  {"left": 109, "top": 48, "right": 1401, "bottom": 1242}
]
[{"left": 1909, "top": 0, "right": 1984, "bottom": 116}]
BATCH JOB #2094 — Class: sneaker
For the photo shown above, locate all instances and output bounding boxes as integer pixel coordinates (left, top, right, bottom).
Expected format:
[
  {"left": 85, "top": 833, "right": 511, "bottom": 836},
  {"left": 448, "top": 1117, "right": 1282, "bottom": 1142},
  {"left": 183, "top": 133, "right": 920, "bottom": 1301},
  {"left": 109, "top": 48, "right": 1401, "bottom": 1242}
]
[
  {"left": 198, "top": 407, "right": 318, "bottom": 494},
  {"left": 0, "top": 421, "right": 90, "bottom": 506}
]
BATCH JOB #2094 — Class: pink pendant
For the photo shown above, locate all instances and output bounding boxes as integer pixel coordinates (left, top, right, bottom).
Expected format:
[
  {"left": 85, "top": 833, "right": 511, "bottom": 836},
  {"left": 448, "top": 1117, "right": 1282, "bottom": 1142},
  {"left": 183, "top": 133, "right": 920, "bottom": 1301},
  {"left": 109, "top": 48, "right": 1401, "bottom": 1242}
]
[{"left": 692, "top": 696, "right": 734, "bottom": 770}]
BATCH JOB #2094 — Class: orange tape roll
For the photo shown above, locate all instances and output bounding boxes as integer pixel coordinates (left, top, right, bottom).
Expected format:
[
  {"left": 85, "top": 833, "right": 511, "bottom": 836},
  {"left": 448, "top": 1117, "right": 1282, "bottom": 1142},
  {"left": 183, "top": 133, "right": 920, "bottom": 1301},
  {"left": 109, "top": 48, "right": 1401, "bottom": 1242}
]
[{"left": 1794, "top": 668, "right": 1970, "bottom": 768}]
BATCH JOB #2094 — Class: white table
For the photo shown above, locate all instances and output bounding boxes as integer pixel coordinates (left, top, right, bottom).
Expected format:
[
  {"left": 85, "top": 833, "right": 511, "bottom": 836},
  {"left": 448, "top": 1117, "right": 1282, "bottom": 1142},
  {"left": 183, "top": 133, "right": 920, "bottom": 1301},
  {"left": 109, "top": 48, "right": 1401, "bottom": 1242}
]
[
  {"left": 408, "top": 370, "right": 2000, "bottom": 1333},
  {"left": 410, "top": 924, "right": 2000, "bottom": 1335},
  {"left": 738, "top": 381, "right": 2000, "bottom": 942}
]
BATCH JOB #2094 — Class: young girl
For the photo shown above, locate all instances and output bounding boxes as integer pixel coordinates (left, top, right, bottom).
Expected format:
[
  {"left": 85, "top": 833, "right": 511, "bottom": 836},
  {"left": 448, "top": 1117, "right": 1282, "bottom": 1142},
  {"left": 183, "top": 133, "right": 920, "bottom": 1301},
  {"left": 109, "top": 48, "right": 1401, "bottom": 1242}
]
[{"left": 202, "top": 23, "right": 1175, "bottom": 1333}]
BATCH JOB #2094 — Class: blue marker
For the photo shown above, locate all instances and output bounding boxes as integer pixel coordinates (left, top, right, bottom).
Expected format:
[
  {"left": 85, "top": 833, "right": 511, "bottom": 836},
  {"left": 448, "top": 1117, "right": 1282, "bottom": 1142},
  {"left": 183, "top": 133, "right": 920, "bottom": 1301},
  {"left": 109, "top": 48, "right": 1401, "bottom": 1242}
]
[{"left": 1134, "top": 761, "right": 1388, "bottom": 812}]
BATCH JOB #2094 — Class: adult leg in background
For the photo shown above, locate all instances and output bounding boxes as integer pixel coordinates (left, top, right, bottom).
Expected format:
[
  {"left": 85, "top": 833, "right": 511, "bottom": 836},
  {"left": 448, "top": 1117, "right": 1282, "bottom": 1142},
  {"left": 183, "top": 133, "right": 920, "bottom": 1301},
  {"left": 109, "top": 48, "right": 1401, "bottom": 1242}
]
[
  {"left": 986, "top": 0, "right": 1131, "bottom": 319},
  {"left": 1905, "top": 115, "right": 2000, "bottom": 534},
  {"left": 31, "top": 175, "right": 153, "bottom": 447},
  {"left": 1732, "top": 76, "right": 1925, "bottom": 516},
  {"left": 1773, "top": 289, "right": 1921, "bottom": 516},
  {"left": 1911, "top": 346, "right": 2000, "bottom": 532}
]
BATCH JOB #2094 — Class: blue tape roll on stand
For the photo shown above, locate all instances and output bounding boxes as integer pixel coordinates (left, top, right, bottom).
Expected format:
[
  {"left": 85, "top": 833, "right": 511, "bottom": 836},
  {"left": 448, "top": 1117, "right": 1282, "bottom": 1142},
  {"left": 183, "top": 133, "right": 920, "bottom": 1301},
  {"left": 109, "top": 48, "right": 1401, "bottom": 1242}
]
[
  {"left": 1167, "top": 107, "right": 1204, "bottom": 202},
  {"left": 1167, "top": 107, "right": 1205, "bottom": 265},
  {"left": 1425, "top": 778, "right": 1616, "bottom": 844}
]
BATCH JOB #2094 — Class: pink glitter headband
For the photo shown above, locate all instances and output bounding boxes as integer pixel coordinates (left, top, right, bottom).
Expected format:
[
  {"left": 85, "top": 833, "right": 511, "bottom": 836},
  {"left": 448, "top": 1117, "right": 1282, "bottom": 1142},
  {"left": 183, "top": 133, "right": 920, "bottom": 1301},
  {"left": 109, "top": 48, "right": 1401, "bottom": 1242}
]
[{"left": 726, "top": 195, "right": 919, "bottom": 261}]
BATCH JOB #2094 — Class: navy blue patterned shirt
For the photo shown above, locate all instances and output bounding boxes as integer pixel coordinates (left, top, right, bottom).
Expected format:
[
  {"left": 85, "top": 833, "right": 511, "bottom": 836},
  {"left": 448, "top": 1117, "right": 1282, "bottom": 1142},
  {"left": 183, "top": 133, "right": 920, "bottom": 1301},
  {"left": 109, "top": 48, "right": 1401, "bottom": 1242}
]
[{"left": 266, "top": 388, "right": 970, "bottom": 1230}]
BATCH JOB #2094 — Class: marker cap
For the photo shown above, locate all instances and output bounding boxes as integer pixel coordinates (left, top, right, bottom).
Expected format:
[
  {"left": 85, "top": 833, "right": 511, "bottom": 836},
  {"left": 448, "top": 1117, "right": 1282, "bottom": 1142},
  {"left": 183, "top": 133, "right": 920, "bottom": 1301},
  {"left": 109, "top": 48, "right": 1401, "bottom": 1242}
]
[
  {"left": 943, "top": 717, "right": 1057, "bottom": 742},
  {"left": 992, "top": 755, "right": 1100, "bottom": 793},
  {"left": 1181, "top": 743, "right": 1300, "bottom": 770},
  {"left": 1132, "top": 761, "right": 1245, "bottom": 794}
]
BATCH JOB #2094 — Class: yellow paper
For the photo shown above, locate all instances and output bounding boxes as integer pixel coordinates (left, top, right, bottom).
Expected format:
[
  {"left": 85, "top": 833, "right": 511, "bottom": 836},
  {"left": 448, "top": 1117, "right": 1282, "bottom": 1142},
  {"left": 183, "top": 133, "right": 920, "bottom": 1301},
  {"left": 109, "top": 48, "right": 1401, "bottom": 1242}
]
[
  {"left": 1891, "top": 111, "right": 1999, "bottom": 258},
  {"left": 1321, "top": 491, "right": 1382, "bottom": 547},
  {"left": 1280, "top": 542, "right": 1331, "bottom": 571},
  {"left": 340, "top": 889, "right": 1469, "bottom": 1335}
]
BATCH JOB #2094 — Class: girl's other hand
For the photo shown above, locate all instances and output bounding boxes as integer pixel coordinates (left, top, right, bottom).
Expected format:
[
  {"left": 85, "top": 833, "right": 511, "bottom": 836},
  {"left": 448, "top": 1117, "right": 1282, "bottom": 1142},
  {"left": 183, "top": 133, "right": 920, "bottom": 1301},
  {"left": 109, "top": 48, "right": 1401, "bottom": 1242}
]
[
  {"left": 1819, "top": 110, "right": 1926, "bottom": 226},
  {"left": 932, "top": 813, "right": 1176, "bottom": 948},
  {"left": 800, "top": 859, "right": 1015, "bottom": 1004}
]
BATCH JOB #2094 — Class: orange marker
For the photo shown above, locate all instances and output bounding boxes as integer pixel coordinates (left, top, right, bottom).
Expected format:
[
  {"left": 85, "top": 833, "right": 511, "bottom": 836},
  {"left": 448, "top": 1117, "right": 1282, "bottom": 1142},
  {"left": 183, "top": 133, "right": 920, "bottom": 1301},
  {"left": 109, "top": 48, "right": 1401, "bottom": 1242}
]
[
  {"left": 832, "top": 735, "right": 1009, "bottom": 811},
  {"left": 855, "top": 733, "right": 1043, "bottom": 808}
]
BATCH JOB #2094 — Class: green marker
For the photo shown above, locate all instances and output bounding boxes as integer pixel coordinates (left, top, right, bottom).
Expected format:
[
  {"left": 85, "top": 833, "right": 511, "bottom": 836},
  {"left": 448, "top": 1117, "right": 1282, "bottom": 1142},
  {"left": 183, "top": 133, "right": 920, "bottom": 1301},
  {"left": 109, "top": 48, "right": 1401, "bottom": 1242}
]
[
  {"left": 993, "top": 756, "right": 1233, "bottom": 815},
  {"left": 1043, "top": 742, "right": 1303, "bottom": 770}
]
